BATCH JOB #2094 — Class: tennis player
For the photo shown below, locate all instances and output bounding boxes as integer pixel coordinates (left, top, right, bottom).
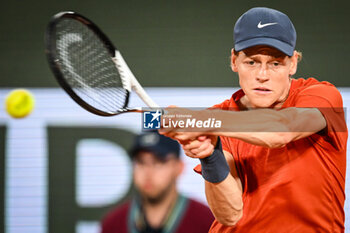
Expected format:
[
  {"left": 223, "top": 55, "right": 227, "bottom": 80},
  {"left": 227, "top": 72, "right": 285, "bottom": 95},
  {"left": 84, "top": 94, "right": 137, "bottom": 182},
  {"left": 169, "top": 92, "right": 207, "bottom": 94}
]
[{"left": 162, "top": 7, "right": 347, "bottom": 232}]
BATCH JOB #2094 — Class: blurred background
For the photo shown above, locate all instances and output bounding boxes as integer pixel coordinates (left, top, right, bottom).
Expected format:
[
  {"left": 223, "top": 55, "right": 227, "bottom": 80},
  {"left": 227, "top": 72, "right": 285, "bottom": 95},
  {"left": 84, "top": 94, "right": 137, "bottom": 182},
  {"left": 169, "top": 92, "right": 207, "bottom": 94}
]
[
  {"left": 0, "top": 0, "right": 349, "bottom": 232},
  {"left": 1, "top": 0, "right": 350, "bottom": 87}
]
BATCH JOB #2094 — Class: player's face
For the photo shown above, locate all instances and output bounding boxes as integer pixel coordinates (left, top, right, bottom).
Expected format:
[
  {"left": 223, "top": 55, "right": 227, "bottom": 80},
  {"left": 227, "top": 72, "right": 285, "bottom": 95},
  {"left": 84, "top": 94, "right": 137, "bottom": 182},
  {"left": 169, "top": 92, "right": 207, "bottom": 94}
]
[
  {"left": 231, "top": 46, "right": 298, "bottom": 108},
  {"left": 133, "top": 152, "right": 183, "bottom": 204}
]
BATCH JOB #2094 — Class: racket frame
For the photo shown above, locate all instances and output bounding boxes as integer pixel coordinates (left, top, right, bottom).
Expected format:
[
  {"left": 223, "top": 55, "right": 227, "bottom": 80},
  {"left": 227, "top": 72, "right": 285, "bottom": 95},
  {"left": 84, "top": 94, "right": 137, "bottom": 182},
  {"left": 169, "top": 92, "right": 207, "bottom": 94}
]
[{"left": 45, "top": 11, "right": 158, "bottom": 116}]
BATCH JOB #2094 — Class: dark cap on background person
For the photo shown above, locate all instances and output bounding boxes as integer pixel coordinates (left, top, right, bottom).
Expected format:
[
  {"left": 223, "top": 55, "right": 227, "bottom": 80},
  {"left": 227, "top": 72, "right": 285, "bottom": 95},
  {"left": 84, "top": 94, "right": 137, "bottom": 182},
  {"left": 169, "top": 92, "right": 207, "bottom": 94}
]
[
  {"left": 130, "top": 131, "right": 180, "bottom": 160},
  {"left": 234, "top": 7, "right": 297, "bottom": 56}
]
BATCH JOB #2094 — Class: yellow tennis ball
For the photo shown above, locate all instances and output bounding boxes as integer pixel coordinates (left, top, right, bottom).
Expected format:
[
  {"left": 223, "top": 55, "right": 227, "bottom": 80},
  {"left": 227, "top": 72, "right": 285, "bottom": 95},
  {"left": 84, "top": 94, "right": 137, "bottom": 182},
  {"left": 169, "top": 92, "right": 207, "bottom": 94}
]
[{"left": 5, "top": 89, "right": 35, "bottom": 118}]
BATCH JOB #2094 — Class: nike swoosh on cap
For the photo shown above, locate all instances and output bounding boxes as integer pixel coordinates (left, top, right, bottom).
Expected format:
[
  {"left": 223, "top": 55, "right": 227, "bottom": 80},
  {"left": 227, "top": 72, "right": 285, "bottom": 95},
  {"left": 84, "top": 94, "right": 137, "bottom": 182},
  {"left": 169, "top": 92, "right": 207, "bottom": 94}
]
[{"left": 257, "top": 21, "right": 278, "bottom": 28}]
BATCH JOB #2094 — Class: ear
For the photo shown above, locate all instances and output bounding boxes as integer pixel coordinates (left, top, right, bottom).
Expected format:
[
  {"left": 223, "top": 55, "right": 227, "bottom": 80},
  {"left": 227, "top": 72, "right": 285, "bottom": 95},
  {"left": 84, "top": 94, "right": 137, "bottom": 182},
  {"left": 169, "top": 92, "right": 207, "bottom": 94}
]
[
  {"left": 231, "top": 49, "right": 238, "bottom": 72},
  {"left": 289, "top": 51, "right": 298, "bottom": 76}
]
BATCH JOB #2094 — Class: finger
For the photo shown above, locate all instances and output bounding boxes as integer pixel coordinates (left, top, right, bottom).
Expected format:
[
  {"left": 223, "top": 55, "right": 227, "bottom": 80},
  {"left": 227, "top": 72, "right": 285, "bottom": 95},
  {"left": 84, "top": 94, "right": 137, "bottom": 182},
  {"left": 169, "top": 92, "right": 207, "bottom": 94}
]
[
  {"left": 192, "top": 143, "right": 215, "bottom": 159},
  {"left": 178, "top": 139, "right": 191, "bottom": 145},
  {"left": 197, "top": 135, "right": 210, "bottom": 142},
  {"left": 174, "top": 132, "right": 200, "bottom": 141},
  {"left": 183, "top": 138, "right": 210, "bottom": 150},
  {"left": 190, "top": 139, "right": 213, "bottom": 154},
  {"left": 182, "top": 139, "right": 202, "bottom": 150},
  {"left": 174, "top": 134, "right": 191, "bottom": 141},
  {"left": 183, "top": 149, "right": 197, "bottom": 158}
]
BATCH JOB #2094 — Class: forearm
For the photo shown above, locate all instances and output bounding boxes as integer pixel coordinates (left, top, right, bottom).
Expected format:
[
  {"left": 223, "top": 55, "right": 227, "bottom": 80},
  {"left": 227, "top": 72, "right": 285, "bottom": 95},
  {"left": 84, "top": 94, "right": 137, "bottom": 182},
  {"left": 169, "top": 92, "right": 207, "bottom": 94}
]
[
  {"left": 187, "top": 108, "right": 288, "bottom": 147},
  {"left": 205, "top": 174, "right": 243, "bottom": 226},
  {"left": 201, "top": 148, "right": 243, "bottom": 226},
  {"left": 192, "top": 107, "right": 325, "bottom": 148}
]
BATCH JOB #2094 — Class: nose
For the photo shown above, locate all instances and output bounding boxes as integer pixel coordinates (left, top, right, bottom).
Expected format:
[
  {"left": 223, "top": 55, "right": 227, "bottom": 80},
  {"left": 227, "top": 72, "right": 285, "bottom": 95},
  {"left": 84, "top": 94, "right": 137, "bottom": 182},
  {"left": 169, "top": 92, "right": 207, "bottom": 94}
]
[{"left": 256, "top": 64, "right": 269, "bottom": 83}]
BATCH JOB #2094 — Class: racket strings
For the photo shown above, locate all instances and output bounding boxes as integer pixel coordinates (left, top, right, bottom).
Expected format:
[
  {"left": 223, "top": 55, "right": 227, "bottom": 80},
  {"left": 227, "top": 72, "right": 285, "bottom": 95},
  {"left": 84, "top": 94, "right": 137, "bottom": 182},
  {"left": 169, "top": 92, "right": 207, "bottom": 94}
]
[
  {"left": 54, "top": 18, "right": 128, "bottom": 114},
  {"left": 71, "top": 23, "right": 127, "bottom": 108}
]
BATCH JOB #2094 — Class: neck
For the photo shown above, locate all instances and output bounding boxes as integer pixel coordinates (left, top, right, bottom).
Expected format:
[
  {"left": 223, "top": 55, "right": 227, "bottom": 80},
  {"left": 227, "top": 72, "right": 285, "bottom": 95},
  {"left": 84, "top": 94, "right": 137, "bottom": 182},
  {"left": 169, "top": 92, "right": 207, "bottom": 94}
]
[
  {"left": 272, "top": 78, "right": 292, "bottom": 108},
  {"left": 143, "top": 186, "right": 178, "bottom": 228}
]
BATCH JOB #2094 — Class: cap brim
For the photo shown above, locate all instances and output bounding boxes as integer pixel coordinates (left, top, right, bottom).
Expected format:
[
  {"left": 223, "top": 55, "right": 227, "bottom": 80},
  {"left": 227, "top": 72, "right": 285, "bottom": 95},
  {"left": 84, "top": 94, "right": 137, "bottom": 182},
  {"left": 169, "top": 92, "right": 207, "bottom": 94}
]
[
  {"left": 235, "top": 37, "right": 294, "bottom": 56},
  {"left": 130, "top": 146, "right": 173, "bottom": 161}
]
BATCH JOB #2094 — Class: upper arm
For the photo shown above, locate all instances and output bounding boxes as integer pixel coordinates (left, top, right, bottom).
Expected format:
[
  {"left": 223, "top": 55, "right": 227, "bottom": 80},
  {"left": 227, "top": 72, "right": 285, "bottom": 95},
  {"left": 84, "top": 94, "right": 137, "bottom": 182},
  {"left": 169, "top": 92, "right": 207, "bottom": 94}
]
[
  {"left": 278, "top": 107, "right": 327, "bottom": 142},
  {"left": 291, "top": 83, "right": 347, "bottom": 149}
]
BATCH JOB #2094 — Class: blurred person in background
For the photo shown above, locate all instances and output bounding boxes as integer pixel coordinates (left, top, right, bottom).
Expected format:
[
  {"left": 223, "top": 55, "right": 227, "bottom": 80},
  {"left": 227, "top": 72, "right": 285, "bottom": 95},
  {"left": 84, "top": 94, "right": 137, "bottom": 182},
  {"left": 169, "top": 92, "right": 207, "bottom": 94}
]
[{"left": 101, "top": 131, "right": 214, "bottom": 233}]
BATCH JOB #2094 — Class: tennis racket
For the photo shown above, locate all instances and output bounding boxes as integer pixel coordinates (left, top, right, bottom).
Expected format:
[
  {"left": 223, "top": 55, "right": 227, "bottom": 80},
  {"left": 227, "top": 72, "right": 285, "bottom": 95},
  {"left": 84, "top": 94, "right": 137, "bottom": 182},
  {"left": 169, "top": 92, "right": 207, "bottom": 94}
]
[{"left": 45, "top": 11, "right": 159, "bottom": 116}]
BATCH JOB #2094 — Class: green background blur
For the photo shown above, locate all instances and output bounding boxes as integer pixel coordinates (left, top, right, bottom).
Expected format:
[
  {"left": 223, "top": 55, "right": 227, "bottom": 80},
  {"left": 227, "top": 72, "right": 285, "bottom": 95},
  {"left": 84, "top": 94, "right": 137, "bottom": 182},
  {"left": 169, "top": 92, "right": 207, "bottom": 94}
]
[{"left": 0, "top": 0, "right": 349, "bottom": 88}]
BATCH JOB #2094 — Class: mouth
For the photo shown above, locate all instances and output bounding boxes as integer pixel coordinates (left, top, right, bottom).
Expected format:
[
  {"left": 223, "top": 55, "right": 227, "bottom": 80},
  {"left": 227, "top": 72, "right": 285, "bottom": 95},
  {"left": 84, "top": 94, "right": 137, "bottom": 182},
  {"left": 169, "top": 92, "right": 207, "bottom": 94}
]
[
  {"left": 253, "top": 87, "right": 272, "bottom": 94},
  {"left": 142, "top": 183, "right": 154, "bottom": 191}
]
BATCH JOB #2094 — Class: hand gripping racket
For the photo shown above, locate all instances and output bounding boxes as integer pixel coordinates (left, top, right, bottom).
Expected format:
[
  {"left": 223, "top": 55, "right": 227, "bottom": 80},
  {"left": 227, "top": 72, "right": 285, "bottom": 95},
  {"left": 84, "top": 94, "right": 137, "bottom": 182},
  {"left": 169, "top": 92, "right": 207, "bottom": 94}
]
[{"left": 45, "top": 11, "right": 159, "bottom": 116}]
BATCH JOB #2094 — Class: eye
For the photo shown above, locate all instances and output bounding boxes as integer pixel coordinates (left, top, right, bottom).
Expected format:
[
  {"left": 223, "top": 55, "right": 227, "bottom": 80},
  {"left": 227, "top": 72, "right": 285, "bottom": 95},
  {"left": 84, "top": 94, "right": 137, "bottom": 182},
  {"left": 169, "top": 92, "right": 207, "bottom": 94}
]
[
  {"left": 272, "top": 62, "right": 279, "bottom": 66},
  {"left": 245, "top": 60, "right": 255, "bottom": 65}
]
